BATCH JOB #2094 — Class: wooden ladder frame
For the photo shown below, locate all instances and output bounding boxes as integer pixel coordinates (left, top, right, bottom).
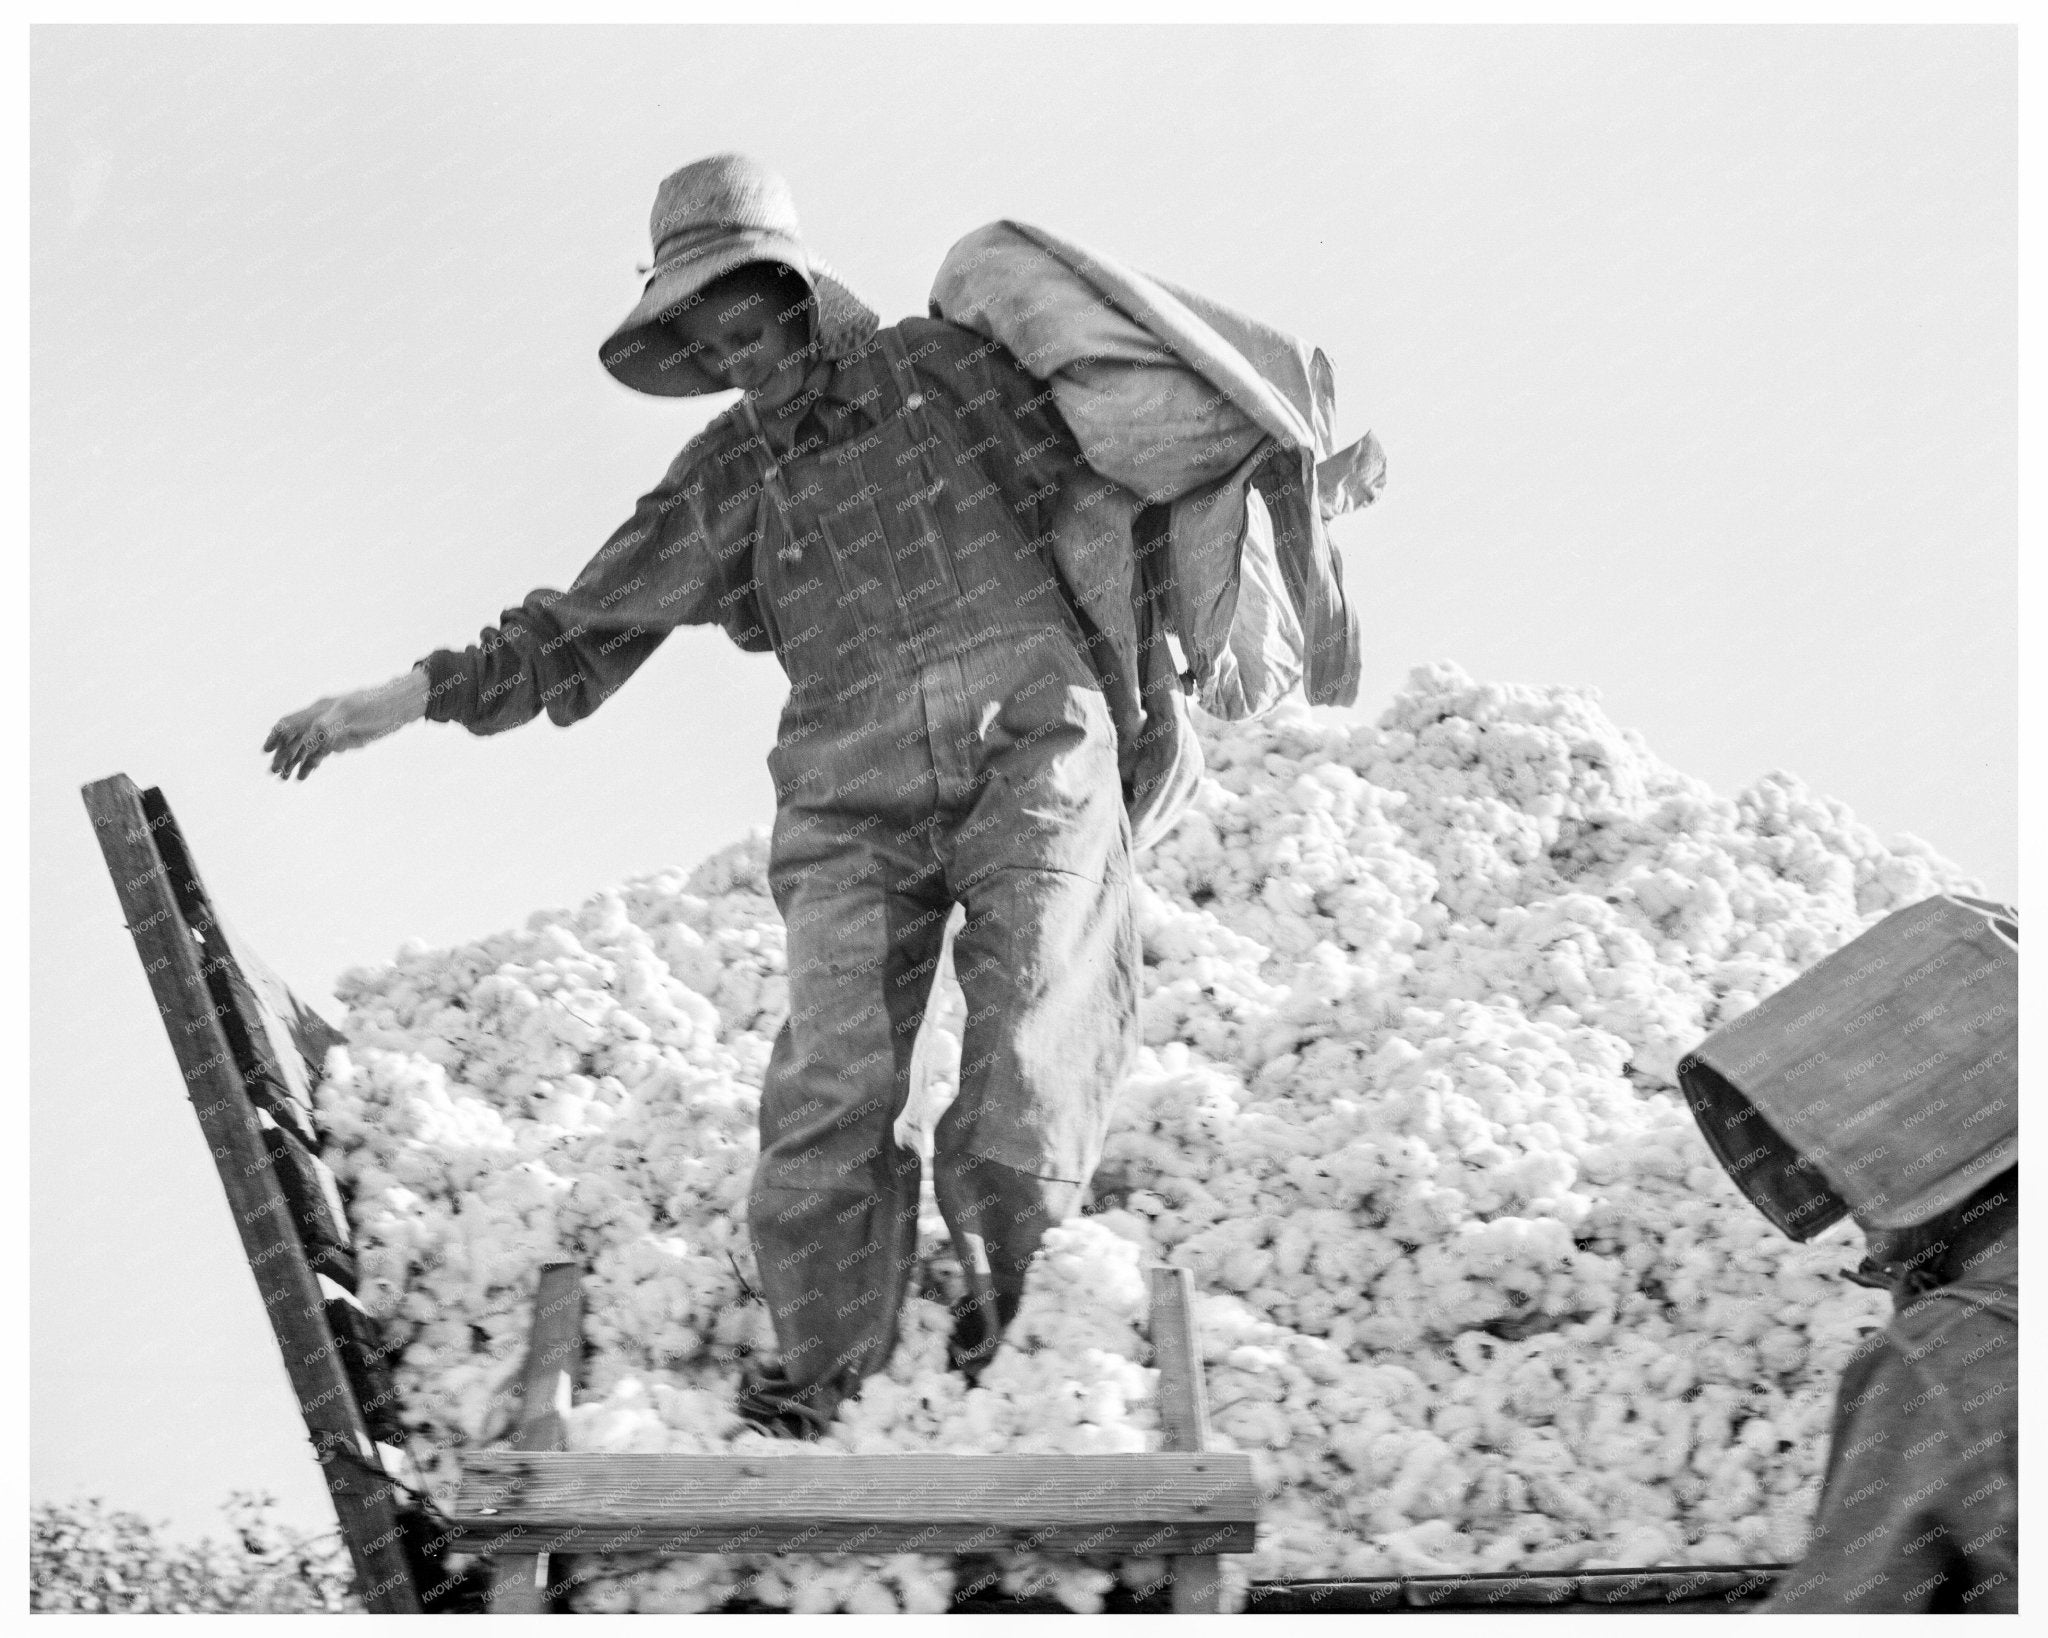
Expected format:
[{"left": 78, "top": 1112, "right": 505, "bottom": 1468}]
[
  {"left": 83, "top": 775, "right": 1257, "bottom": 1614},
  {"left": 82, "top": 774, "right": 451, "bottom": 1612}
]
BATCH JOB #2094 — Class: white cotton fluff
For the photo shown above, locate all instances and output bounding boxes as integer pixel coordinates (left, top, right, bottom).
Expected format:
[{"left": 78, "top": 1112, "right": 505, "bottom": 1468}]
[{"left": 313, "top": 662, "right": 1972, "bottom": 1612}]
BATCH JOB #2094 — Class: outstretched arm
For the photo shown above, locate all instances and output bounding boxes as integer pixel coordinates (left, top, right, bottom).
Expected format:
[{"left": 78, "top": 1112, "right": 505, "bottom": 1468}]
[{"left": 261, "top": 418, "right": 763, "bottom": 779}]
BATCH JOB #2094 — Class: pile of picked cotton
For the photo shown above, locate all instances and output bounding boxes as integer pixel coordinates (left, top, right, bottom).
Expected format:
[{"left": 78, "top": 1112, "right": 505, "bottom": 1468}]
[{"left": 313, "top": 661, "right": 1977, "bottom": 1612}]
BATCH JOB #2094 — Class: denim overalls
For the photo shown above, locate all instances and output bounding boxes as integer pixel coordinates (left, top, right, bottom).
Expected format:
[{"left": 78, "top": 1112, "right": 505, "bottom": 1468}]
[{"left": 732, "top": 324, "right": 1141, "bottom": 1404}]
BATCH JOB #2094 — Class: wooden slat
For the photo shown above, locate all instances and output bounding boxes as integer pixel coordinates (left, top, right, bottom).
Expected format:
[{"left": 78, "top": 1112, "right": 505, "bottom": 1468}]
[
  {"left": 81, "top": 776, "right": 421, "bottom": 1614},
  {"left": 210, "top": 899, "right": 348, "bottom": 1103},
  {"left": 489, "top": 1262, "right": 586, "bottom": 1615},
  {"left": 259, "top": 1114, "right": 358, "bottom": 1289},
  {"left": 1148, "top": 1265, "right": 1213, "bottom": 1453},
  {"left": 322, "top": 1291, "right": 410, "bottom": 1450},
  {"left": 1489, "top": 1565, "right": 1779, "bottom": 1609},
  {"left": 508, "top": 1262, "right": 585, "bottom": 1453},
  {"left": 1242, "top": 1564, "right": 1790, "bottom": 1613},
  {"left": 446, "top": 1451, "right": 1258, "bottom": 1558},
  {"left": 218, "top": 935, "right": 338, "bottom": 1145},
  {"left": 141, "top": 790, "right": 330, "bottom": 1146},
  {"left": 1148, "top": 1264, "right": 1226, "bottom": 1613}
]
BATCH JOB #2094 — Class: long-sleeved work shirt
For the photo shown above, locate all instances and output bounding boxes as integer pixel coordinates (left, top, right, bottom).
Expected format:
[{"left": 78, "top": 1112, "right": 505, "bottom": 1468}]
[{"left": 417, "top": 318, "right": 1096, "bottom": 746}]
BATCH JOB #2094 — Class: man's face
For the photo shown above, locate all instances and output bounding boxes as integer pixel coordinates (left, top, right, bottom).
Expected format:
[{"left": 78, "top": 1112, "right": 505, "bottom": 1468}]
[{"left": 664, "top": 263, "right": 816, "bottom": 408}]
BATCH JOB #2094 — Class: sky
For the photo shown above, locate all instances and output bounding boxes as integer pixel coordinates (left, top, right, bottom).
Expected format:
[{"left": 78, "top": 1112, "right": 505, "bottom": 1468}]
[{"left": 32, "top": 26, "right": 2015, "bottom": 1542}]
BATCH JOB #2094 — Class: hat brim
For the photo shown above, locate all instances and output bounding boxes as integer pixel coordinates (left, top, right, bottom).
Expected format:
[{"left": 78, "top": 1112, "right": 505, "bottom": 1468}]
[
  {"left": 1679, "top": 894, "right": 2018, "bottom": 1238},
  {"left": 600, "top": 231, "right": 877, "bottom": 398}
]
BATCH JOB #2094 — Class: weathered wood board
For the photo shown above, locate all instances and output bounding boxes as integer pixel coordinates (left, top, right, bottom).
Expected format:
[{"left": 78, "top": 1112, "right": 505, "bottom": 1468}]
[{"left": 449, "top": 1449, "right": 1258, "bottom": 1559}]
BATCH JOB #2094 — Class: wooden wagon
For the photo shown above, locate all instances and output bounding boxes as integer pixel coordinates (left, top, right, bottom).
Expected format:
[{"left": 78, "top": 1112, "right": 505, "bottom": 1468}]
[{"left": 82, "top": 774, "right": 1789, "bottom": 1614}]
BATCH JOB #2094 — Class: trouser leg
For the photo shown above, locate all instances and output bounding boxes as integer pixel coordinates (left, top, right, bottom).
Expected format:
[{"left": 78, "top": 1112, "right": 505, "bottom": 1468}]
[
  {"left": 925, "top": 645, "right": 1142, "bottom": 1368},
  {"left": 929, "top": 860, "right": 1138, "bottom": 1373},
  {"left": 745, "top": 633, "right": 1140, "bottom": 1399},
  {"left": 746, "top": 1166, "right": 924, "bottom": 1407},
  {"left": 933, "top": 1153, "right": 1085, "bottom": 1374},
  {"left": 935, "top": 862, "right": 1139, "bottom": 1187},
  {"left": 746, "top": 802, "right": 952, "bottom": 1410}
]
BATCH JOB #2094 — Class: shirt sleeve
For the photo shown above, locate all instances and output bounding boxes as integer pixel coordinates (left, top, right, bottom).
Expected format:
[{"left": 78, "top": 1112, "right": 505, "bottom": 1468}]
[{"left": 418, "top": 418, "right": 769, "bottom": 735}]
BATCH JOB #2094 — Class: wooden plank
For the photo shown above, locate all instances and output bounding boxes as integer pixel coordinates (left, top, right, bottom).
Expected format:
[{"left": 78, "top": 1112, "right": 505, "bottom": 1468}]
[
  {"left": 259, "top": 1114, "right": 358, "bottom": 1289},
  {"left": 1241, "top": 1564, "right": 1790, "bottom": 1613},
  {"left": 209, "top": 898, "right": 349, "bottom": 1101},
  {"left": 1148, "top": 1265, "right": 1213, "bottom": 1453},
  {"left": 488, "top": 1262, "right": 585, "bottom": 1615},
  {"left": 322, "top": 1289, "right": 410, "bottom": 1450},
  {"left": 446, "top": 1451, "right": 1258, "bottom": 1558},
  {"left": 1148, "top": 1264, "right": 1226, "bottom": 1613},
  {"left": 213, "top": 915, "right": 344, "bottom": 1144},
  {"left": 1545, "top": 1565, "right": 1785, "bottom": 1609},
  {"left": 454, "top": 1517, "right": 1254, "bottom": 1559},
  {"left": 509, "top": 1262, "right": 586, "bottom": 1453},
  {"left": 80, "top": 776, "right": 421, "bottom": 1614}
]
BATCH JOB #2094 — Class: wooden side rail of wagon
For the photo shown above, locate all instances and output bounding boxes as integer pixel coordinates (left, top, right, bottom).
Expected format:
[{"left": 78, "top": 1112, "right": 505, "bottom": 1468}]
[
  {"left": 1244, "top": 1565, "right": 1789, "bottom": 1614},
  {"left": 460, "top": 1261, "right": 1256, "bottom": 1613}
]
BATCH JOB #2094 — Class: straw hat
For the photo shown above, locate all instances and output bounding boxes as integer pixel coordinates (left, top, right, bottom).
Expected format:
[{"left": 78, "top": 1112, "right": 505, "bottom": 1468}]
[{"left": 599, "top": 154, "right": 879, "bottom": 398}]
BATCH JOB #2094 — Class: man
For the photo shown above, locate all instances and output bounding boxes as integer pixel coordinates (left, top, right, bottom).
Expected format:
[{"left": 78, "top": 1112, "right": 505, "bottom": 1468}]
[
  {"left": 1679, "top": 892, "right": 2018, "bottom": 1612},
  {"left": 263, "top": 154, "right": 1141, "bottom": 1437}
]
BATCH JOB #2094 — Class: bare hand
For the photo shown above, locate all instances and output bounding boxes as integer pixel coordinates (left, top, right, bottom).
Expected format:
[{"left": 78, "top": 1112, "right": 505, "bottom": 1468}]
[{"left": 264, "top": 672, "right": 427, "bottom": 781}]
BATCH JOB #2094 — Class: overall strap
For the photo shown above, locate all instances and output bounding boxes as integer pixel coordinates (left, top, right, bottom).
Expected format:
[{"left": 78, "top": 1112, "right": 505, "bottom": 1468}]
[
  {"left": 732, "top": 396, "right": 804, "bottom": 563},
  {"left": 869, "top": 327, "right": 956, "bottom": 547},
  {"left": 871, "top": 327, "right": 936, "bottom": 438}
]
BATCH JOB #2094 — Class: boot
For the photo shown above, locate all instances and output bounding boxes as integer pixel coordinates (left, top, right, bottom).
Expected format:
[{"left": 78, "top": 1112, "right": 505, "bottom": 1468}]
[
  {"left": 734, "top": 1359, "right": 859, "bottom": 1441},
  {"left": 946, "top": 1286, "right": 1001, "bottom": 1385},
  {"left": 934, "top": 1155, "right": 1084, "bottom": 1384}
]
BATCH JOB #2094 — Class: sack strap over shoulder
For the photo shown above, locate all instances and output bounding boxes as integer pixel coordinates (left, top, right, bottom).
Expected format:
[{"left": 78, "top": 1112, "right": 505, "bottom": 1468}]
[{"left": 1919, "top": 1279, "right": 2019, "bottom": 1326}]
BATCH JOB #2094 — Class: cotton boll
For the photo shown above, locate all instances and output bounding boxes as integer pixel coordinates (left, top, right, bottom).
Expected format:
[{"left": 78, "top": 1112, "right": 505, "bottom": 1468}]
[
  {"left": 991, "top": 1556, "right": 1106, "bottom": 1613},
  {"left": 1378, "top": 1518, "right": 1472, "bottom": 1576},
  {"left": 1588, "top": 1521, "right": 1684, "bottom": 1570},
  {"left": 1755, "top": 1326, "right": 1809, "bottom": 1376}
]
